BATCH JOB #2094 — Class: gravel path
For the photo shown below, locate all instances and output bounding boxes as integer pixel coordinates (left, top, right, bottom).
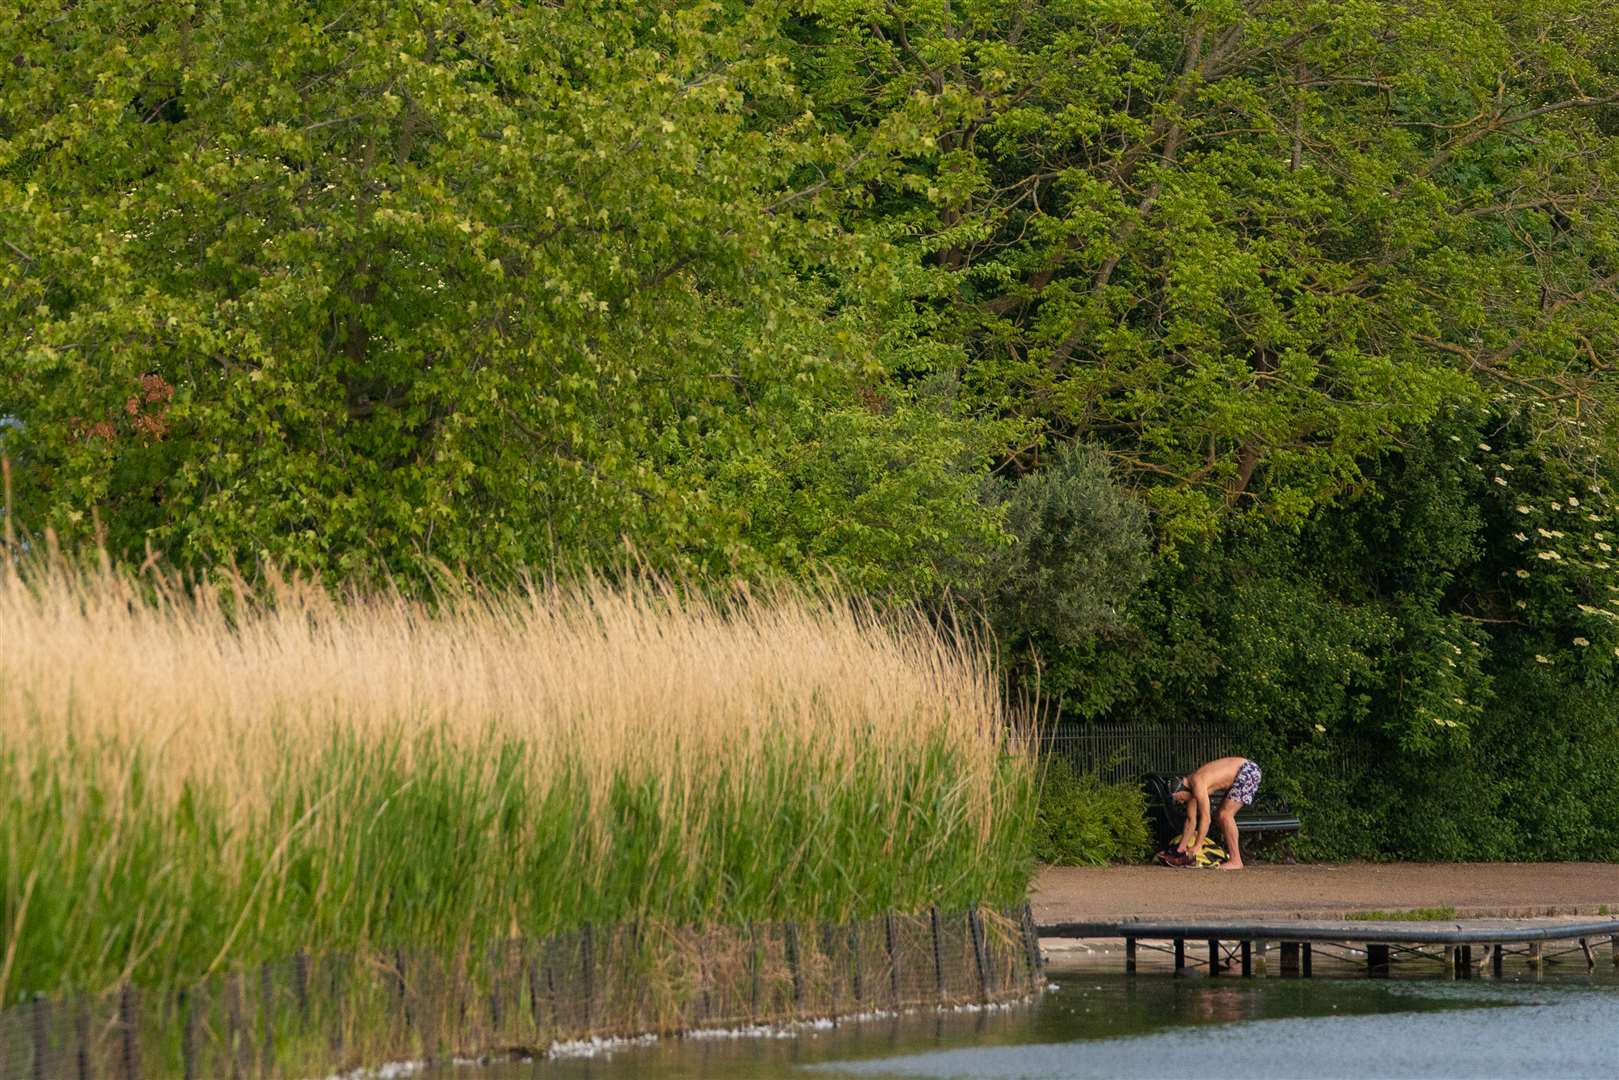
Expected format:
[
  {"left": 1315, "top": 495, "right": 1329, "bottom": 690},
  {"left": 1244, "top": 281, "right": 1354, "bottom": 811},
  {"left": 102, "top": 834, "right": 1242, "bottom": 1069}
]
[{"left": 1031, "top": 862, "right": 1619, "bottom": 923}]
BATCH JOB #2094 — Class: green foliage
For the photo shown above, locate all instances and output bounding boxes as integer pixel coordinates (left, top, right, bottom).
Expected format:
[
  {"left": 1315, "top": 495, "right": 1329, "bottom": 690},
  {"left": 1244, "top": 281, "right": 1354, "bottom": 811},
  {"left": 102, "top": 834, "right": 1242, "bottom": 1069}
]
[
  {"left": 795, "top": 0, "right": 1619, "bottom": 541},
  {"left": 982, "top": 441, "right": 1150, "bottom": 653},
  {"left": 1032, "top": 756, "right": 1150, "bottom": 866},
  {"left": 1345, "top": 907, "right": 1457, "bottom": 922},
  {"left": 1057, "top": 412, "right": 1619, "bottom": 863},
  {"left": 0, "top": 0, "right": 1010, "bottom": 595}
]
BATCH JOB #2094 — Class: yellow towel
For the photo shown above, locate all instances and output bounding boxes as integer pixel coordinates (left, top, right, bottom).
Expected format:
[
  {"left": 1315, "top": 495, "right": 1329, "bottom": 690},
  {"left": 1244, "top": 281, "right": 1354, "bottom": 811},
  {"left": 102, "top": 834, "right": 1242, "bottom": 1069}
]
[{"left": 1190, "top": 837, "right": 1227, "bottom": 868}]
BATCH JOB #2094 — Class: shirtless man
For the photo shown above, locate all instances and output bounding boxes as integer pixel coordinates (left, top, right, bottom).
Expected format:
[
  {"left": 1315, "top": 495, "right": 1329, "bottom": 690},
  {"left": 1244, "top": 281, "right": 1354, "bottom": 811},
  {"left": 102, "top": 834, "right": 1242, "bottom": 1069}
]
[{"left": 1171, "top": 756, "right": 1262, "bottom": 870}]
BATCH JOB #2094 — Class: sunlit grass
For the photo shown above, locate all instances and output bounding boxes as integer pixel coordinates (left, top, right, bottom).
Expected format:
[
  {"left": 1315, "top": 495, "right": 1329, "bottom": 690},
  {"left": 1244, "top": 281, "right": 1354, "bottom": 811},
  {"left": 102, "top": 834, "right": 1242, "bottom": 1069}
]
[
  {"left": 0, "top": 553, "right": 1036, "bottom": 1003},
  {"left": 1344, "top": 907, "right": 1459, "bottom": 921}
]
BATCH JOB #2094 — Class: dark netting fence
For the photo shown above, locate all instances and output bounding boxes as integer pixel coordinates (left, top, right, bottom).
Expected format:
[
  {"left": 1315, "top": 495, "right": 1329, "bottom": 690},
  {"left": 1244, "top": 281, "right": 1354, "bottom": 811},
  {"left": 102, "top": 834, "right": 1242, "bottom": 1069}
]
[
  {"left": 0, "top": 904, "right": 1043, "bottom": 1079},
  {"left": 1039, "top": 721, "right": 1238, "bottom": 785}
]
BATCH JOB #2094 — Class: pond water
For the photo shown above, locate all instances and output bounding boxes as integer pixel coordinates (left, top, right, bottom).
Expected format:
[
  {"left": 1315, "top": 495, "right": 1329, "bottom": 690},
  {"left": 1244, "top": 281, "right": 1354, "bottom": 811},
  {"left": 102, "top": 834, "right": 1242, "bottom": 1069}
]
[{"left": 438, "top": 966, "right": 1619, "bottom": 1080}]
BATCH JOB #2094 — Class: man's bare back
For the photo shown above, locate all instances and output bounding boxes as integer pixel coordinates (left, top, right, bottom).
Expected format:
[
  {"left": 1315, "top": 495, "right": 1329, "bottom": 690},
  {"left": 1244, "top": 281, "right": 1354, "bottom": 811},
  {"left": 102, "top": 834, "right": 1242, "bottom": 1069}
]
[{"left": 1183, "top": 756, "right": 1247, "bottom": 793}]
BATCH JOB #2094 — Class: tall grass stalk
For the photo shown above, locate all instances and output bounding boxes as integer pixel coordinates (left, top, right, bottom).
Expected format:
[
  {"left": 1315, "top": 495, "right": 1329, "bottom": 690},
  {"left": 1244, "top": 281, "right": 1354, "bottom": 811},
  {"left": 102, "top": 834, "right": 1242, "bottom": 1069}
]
[{"left": 0, "top": 554, "right": 1035, "bottom": 1003}]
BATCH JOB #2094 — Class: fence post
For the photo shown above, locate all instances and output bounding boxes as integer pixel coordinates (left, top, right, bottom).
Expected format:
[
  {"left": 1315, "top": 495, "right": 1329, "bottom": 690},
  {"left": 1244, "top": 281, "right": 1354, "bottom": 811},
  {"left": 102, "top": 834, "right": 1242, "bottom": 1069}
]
[
  {"left": 698, "top": 943, "right": 713, "bottom": 1025},
  {"left": 393, "top": 948, "right": 412, "bottom": 1033},
  {"left": 259, "top": 962, "right": 276, "bottom": 1075},
  {"left": 968, "top": 908, "right": 991, "bottom": 1002},
  {"left": 929, "top": 905, "right": 945, "bottom": 998},
  {"left": 818, "top": 921, "right": 834, "bottom": 1003},
  {"left": 457, "top": 956, "right": 471, "bottom": 1051},
  {"left": 227, "top": 972, "right": 249, "bottom": 1080},
  {"left": 785, "top": 923, "right": 804, "bottom": 1011},
  {"left": 118, "top": 982, "right": 141, "bottom": 1080},
  {"left": 488, "top": 942, "right": 505, "bottom": 1035},
  {"left": 293, "top": 950, "right": 310, "bottom": 1027},
  {"left": 328, "top": 955, "right": 346, "bottom": 1054},
  {"left": 526, "top": 941, "right": 543, "bottom": 1037},
  {"left": 1019, "top": 901, "right": 1043, "bottom": 988},
  {"left": 748, "top": 923, "right": 762, "bottom": 1017},
  {"left": 31, "top": 994, "right": 48, "bottom": 1080},
  {"left": 75, "top": 1000, "right": 90, "bottom": 1080},
  {"left": 581, "top": 924, "right": 595, "bottom": 1031},
  {"left": 883, "top": 913, "right": 900, "bottom": 1004},
  {"left": 543, "top": 936, "right": 560, "bottom": 1030},
  {"left": 848, "top": 922, "right": 863, "bottom": 1005},
  {"left": 179, "top": 989, "right": 197, "bottom": 1080}
]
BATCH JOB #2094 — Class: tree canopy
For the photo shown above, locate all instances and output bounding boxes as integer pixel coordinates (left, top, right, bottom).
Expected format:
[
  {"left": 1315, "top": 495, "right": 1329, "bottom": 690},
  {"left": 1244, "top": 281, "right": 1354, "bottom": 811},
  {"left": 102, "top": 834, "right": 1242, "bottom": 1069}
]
[{"left": 2, "top": 0, "right": 1010, "bottom": 591}]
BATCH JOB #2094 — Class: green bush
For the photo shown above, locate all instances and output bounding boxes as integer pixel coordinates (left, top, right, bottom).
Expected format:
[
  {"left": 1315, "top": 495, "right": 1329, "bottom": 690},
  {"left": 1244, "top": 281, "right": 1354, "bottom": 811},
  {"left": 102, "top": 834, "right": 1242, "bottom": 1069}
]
[{"left": 1032, "top": 757, "right": 1150, "bottom": 866}]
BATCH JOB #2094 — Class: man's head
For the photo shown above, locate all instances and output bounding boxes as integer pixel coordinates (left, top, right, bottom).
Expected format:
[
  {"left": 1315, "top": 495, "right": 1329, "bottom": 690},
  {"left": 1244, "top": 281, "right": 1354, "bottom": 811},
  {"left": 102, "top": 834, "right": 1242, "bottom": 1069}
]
[{"left": 1171, "top": 777, "right": 1190, "bottom": 805}]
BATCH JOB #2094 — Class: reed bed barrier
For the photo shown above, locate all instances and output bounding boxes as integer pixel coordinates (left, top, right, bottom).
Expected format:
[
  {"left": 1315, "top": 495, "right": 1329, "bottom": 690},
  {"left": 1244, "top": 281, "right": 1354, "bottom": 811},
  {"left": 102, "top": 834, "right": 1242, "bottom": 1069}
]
[
  {"left": 0, "top": 549, "right": 1038, "bottom": 1075},
  {"left": 0, "top": 905, "right": 1043, "bottom": 1079}
]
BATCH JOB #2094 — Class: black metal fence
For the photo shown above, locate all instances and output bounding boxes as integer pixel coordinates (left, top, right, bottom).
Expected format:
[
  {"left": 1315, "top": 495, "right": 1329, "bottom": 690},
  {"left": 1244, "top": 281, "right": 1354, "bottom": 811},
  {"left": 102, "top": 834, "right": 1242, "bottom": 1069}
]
[
  {"left": 0, "top": 905, "right": 1042, "bottom": 1079},
  {"left": 1037, "top": 722, "right": 1238, "bottom": 785}
]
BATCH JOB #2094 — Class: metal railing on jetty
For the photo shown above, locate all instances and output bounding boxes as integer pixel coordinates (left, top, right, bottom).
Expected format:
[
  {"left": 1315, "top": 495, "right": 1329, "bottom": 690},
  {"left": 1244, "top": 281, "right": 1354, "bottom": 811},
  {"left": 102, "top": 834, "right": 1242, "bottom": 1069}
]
[{"left": 1039, "top": 916, "right": 1619, "bottom": 979}]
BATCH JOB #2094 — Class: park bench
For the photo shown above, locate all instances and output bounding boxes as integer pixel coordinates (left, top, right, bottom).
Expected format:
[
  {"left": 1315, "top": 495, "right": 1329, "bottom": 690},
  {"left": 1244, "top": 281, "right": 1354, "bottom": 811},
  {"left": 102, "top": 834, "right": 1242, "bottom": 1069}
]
[{"left": 1140, "top": 771, "right": 1301, "bottom": 857}]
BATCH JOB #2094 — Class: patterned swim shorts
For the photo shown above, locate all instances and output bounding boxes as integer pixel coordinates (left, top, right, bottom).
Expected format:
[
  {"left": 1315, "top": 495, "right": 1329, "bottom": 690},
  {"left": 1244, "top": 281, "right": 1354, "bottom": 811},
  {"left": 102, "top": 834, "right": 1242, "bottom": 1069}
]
[{"left": 1225, "top": 759, "right": 1262, "bottom": 806}]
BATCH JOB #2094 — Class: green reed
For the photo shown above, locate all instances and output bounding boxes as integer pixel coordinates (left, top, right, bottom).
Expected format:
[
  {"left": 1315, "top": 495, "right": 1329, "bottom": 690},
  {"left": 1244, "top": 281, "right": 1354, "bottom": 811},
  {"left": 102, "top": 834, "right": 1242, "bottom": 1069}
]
[{"left": 0, "top": 730, "right": 1033, "bottom": 1002}]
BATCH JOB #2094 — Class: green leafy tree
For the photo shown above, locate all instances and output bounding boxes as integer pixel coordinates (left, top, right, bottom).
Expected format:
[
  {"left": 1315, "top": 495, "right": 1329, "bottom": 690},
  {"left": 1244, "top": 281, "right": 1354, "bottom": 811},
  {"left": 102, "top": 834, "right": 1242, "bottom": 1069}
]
[
  {"left": 794, "top": 0, "right": 1619, "bottom": 541},
  {"left": 980, "top": 441, "right": 1150, "bottom": 658},
  {"left": 1, "top": 0, "right": 1009, "bottom": 593}
]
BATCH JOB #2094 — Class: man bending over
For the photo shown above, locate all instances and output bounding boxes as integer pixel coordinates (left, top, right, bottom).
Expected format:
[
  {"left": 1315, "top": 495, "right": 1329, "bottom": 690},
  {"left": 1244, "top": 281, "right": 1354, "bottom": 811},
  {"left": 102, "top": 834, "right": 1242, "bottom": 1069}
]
[{"left": 1172, "top": 756, "right": 1262, "bottom": 870}]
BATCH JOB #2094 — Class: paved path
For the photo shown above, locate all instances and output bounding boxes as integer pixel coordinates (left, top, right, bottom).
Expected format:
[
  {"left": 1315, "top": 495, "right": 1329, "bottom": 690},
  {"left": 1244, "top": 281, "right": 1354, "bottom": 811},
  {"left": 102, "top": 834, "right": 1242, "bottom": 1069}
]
[{"left": 1032, "top": 862, "right": 1619, "bottom": 923}]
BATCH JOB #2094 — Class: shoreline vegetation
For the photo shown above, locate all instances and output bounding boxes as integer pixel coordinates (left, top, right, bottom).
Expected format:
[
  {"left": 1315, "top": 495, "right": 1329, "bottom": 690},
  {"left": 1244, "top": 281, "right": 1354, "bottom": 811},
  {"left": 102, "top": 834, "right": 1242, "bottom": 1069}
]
[
  {"left": 9, "top": 0, "right": 1619, "bottom": 878},
  {"left": 0, "top": 551, "right": 1037, "bottom": 1008}
]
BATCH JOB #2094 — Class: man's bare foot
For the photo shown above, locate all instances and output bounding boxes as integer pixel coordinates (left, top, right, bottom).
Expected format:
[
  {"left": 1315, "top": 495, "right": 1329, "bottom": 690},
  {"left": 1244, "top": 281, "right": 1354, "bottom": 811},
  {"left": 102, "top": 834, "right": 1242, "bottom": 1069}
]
[{"left": 1217, "top": 859, "right": 1244, "bottom": 870}]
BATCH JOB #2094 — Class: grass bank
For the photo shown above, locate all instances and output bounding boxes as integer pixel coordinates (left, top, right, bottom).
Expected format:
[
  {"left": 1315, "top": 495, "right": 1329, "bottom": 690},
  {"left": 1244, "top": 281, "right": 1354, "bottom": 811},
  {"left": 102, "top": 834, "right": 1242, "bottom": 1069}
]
[{"left": 0, "top": 557, "right": 1036, "bottom": 1004}]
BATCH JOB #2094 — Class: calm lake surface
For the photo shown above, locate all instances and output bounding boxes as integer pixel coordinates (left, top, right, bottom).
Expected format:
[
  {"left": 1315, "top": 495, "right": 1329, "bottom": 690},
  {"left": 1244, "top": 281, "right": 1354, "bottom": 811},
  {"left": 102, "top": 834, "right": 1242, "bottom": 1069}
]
[{"left": 440, "top": 967, "right": 1619, "bottom": 1080}]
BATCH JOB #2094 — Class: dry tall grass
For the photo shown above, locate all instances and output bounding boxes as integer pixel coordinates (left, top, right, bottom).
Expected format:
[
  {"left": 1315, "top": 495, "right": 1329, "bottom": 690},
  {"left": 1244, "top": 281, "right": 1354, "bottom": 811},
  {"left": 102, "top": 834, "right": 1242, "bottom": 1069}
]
[
  {"left": 1, "top": 557, "right": 1013, "bottom": 839},
  {"left": 0, "top": 551, "right": 1035, "bottom": 1000}
]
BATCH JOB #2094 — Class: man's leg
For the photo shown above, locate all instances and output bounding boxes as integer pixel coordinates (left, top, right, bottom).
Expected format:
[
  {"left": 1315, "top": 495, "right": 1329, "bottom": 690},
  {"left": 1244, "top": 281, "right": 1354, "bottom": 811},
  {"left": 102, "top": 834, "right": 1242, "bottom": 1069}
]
[{"left": 1216, "top": 802, "right": 1243, "bottom": 869}]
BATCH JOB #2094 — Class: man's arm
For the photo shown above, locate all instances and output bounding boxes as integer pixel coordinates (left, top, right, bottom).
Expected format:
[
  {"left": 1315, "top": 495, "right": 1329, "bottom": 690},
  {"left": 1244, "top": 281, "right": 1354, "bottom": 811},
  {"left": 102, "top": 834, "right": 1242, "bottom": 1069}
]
[
  {"left": 1177, "top": 795, "right": 1199, "bottom": 852},
  {"left": 1191, "top": 786, "right": 1213, "bottom": 851}
]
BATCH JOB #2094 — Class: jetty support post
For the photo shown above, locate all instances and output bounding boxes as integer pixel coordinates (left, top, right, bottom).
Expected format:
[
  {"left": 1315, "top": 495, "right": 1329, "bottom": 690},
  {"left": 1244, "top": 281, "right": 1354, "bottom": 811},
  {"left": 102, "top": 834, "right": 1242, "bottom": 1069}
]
[
  {"left": 1207, "top": 939, "right": 1220, "bottom": 976},
  {"left": 1125, "top": 937, "right": 1136, "bottom": 974},
  {"left": 1491, "top": 944, "right": 1504, "bottom": 977},
  {"left": 1367, "top": 943, "right": 1391, "bottom": 977},
  {"left": 1174, "top": 938, "right": 1185, "bottom": 972},
  {"left": 1279, "top": 941, "right": 1299, "bottom": 977},
  {"left": 1252, "top": 939, "right": 1267, "bottom": 976},
  {"left": 1302, "top": 942, "right": 1312, "bottom": 977}
]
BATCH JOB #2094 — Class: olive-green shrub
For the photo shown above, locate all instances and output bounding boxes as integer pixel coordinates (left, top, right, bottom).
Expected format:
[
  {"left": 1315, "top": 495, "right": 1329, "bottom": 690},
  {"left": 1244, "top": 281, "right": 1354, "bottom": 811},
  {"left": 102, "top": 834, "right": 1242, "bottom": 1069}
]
[{"left": 1033, "top": 757, "right": 1150, "bottom": 866}]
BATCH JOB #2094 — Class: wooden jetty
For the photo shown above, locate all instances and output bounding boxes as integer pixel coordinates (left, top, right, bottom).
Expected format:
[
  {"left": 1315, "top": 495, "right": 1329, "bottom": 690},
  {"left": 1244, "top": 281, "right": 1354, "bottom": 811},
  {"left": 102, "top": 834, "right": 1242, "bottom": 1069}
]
[{"left": 1038, "top": 917, "right": 1619, "bottom": 978}]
